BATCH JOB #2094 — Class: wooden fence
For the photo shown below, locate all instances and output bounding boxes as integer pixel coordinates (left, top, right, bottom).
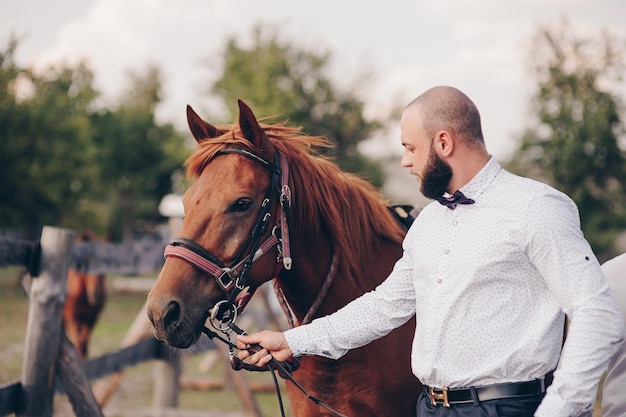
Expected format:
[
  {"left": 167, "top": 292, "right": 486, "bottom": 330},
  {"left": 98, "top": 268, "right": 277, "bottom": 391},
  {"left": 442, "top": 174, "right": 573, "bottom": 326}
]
[
  {"left": 0, "top": 226, "right": 271, "bottom": 417},
  {"left": 1, "top": 226, "right": 100, "bottom": 417}
]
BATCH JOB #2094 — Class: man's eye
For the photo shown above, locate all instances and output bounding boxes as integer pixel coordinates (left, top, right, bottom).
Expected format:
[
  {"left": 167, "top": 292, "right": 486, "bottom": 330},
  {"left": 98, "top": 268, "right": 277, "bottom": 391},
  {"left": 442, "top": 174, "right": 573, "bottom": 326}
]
[{"left": 230, "top": 198, "right": 253, "bottom": 213}]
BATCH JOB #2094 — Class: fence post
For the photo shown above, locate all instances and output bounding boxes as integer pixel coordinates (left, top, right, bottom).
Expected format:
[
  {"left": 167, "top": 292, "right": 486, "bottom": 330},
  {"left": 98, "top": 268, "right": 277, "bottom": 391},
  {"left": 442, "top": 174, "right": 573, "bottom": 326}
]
[
  {"left": 56, "top": 332, "right": 105, "bottom": 417},
  {"left": 18, "top": 226, "right": 74, "bottom": 417},
  {"left": 214, "top": 341, "right": 263, "bottom": 417},
  {"left": 152, "top": 355, "right": 181, "bottom": 409},
  {"left": 92, "top": 303, "right": 154, "bottom": 406}
]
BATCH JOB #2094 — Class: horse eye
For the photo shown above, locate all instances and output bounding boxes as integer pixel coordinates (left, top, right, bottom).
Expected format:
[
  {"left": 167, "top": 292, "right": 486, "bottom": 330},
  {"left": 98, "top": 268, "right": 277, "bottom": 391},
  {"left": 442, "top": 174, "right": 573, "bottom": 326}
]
[{"left": 230, "top": 198, "right": 253, "bottom": 213}]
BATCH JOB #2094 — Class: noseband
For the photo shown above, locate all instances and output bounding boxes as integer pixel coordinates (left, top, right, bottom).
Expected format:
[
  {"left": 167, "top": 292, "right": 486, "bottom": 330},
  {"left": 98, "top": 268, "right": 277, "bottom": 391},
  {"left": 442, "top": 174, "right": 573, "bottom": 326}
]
[{"left": 163, "top": 147, "right": 292, "bottom": 326}]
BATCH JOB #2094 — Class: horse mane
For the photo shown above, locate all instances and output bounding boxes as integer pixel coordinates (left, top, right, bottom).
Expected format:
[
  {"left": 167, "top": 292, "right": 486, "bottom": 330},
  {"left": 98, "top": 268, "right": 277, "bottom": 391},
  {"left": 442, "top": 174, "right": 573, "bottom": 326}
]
[{"left": 185, "top": 121, "right": 406, "bottom": 284}]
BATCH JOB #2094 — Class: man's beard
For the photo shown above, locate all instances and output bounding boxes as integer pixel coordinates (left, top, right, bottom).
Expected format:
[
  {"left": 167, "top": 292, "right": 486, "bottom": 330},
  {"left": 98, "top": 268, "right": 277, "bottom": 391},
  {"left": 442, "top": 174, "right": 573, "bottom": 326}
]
[{"left": 420, "top": 145, "right": 453, "bottom": 200}]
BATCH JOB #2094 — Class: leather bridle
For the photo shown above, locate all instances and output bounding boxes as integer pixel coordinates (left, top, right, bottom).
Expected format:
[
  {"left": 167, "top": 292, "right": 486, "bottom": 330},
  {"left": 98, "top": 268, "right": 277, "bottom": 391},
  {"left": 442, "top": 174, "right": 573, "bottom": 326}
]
[
  {"left": 163, "top": 147, "right": 293, "bottom": 327},
  {"left": 161, "top": 145, "right": 348, "bottom": 417}
]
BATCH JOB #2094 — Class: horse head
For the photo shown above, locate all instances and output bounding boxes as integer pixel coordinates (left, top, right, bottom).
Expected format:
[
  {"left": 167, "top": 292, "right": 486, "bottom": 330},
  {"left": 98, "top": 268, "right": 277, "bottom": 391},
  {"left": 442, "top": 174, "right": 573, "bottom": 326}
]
[{"left": 147, "top": 100, "right": 284, "bottom": 348}]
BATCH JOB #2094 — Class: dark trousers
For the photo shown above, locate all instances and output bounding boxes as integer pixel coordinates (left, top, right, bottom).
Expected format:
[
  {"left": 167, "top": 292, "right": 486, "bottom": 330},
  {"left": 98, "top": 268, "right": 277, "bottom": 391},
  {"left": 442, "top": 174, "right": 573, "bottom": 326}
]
[{"left": 416, "top": 391, "right": 545, "bottom": 417}]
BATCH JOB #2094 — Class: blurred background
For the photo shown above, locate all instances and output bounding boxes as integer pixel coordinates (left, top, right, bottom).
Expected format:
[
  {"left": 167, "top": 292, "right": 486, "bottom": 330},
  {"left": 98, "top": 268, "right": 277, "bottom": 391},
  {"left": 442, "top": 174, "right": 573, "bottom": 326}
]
[
  {"left": 1, "top": 2, "right": 626, "bottom": 416},
  {"left": 2, "top": 0, "right": 626, "bottom": 259}
]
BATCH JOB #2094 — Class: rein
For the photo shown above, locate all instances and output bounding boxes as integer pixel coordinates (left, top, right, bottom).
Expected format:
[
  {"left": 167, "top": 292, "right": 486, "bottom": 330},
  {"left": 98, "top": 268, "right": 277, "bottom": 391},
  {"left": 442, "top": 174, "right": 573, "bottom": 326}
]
[
  {"left": 201, "top": 323, "right": 348, "bottom": 417},
  {"left": 163, "top": 146, "right": 346, "bottom": 416}
]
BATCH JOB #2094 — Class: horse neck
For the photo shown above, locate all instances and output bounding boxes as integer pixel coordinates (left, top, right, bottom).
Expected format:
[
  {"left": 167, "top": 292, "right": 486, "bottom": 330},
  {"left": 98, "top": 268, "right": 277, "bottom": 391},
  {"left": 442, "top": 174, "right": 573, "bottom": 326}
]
[
  {"left": 275, "top": 222, "right": 391, "bottom": 324},
  {"left": 271, "top": 148, "right": 405, "bottom": 322},
  {"left": 277, "top": 237, "right": 403, "bottom": 328},
  {"left": 275, "top": 227, "right": 337, "bottom": 322}
]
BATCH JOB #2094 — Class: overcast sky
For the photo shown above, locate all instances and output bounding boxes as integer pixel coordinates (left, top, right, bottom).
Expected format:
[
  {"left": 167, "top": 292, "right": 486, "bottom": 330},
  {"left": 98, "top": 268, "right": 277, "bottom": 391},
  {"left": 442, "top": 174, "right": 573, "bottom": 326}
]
[{"left": 2, "top": 0, "right": 626, "bottom": 162}]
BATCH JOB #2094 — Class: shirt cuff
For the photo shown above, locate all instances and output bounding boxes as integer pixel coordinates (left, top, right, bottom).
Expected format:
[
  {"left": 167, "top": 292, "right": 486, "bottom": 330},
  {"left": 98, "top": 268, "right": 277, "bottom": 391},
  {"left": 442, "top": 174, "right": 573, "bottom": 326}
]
[{"left": 284, "top": 326, "right": 307, "bottom": 357}]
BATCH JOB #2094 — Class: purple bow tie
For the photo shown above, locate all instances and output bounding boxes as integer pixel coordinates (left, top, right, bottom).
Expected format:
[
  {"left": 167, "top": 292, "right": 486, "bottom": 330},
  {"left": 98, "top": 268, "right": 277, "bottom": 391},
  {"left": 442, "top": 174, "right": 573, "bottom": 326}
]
[{"left": 436, "top": 190, "right": 475, "bottom": 210}]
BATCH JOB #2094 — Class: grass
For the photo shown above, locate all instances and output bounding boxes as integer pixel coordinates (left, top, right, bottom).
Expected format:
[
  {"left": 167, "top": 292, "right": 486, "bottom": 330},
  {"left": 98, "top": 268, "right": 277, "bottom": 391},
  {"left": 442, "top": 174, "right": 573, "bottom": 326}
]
[
  {"left": 0, "top": 266, "right": 293, "bottom": 416},
  {"left": 0, "top": 268, "right": 30, "bottom": 382}
]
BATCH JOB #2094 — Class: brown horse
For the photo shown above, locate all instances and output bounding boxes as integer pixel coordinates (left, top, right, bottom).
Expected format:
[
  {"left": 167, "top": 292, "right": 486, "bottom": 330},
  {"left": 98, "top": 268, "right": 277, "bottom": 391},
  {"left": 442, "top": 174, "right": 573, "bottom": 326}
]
[
  {"left": 63, "top": 231, "right": 107, "bottom": 359},
  {"left": 146, "top": 100, "right": 422, "bottom": 416}
]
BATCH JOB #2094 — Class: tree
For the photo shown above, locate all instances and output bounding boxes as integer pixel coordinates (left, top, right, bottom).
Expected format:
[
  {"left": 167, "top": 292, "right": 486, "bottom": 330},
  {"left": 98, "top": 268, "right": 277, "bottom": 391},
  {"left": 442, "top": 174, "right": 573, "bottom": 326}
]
[
  {"left": 0, "top": 38, "right": 26, "bottom": 229},
  {"left": 507, "top": 18, "right": 626, "bottom": 260},
  {"left": 0, "top": 38, "right": 99, "bottom": 236},
  {"left": 0, "top": 40, "right": 188, "bottom": 240},
  {"left": 90, "top": 66, "right": 188, "bottom": 242},
  {"left": 209, "top": 26, "right": 386, "bottom": 186}
]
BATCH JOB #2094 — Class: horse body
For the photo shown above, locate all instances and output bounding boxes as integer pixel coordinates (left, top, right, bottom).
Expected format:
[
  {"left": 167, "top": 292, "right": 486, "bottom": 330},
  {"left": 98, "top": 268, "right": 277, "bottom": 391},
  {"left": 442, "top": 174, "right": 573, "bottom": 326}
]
[
  {"left": 272, "top": 205, "right": 419, "bottom": 416},
  {"left": 63, "top": 231, "right": 107, "bottom": 359},
  {"left": 147, "top": 101, "right": 422, "bottom": 416},
  {"left": 281, "top": 242, "right": 419, "bottom": 416}
]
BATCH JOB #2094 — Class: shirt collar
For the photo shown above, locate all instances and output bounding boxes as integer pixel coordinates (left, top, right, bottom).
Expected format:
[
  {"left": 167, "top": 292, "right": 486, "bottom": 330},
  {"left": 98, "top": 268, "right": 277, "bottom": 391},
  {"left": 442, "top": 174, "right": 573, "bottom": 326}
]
[{"left": 457, "top": 156, "right": 501, "bottom": 201}]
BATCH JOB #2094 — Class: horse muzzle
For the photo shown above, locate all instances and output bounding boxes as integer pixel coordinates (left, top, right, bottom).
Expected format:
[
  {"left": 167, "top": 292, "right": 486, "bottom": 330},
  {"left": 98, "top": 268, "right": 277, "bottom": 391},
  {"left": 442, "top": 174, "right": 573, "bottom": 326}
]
[{"left": 147, "top": 294, "right": 210, "bottom": 349}]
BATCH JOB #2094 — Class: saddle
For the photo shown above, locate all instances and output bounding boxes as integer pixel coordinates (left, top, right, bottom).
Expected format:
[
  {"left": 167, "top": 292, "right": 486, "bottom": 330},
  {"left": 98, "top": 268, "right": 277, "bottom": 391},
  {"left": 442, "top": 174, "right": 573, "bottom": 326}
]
[{"left": 388, "top": 204, "right": 420, "bottom": 231}]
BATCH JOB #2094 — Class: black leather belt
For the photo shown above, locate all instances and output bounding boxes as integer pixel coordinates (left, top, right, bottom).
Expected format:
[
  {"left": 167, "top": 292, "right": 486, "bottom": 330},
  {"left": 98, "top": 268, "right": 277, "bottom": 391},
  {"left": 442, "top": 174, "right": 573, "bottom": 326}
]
[{"left": 426, "top": 378, "right": 546, "bottom": 407}]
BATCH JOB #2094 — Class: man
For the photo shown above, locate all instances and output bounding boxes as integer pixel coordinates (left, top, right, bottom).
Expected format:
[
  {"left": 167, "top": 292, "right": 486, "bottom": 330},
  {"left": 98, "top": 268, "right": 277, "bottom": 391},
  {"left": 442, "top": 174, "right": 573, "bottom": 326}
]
[
  {"left": 601, "top": 253, "right": 626, "bottom": 417},
  {"left": 237, "top": 86, "right": 624, "bottom": 416}
]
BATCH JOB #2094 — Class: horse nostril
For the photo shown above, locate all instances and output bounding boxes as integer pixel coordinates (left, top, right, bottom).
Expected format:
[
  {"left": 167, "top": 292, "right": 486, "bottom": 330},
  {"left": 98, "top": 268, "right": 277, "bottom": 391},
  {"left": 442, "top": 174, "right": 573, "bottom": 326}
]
[
  {"left": 147, "top": 310, "right": 155, "bottom": 327},
  {"left": 163, "top": 300, "right": 182, "bottom": 328}
]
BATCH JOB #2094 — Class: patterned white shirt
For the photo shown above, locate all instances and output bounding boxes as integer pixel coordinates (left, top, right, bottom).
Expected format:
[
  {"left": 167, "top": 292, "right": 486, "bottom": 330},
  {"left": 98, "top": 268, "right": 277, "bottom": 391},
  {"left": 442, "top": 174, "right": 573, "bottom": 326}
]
[{"left": 284, "top": 157, "right": 624, "bottom": 417}]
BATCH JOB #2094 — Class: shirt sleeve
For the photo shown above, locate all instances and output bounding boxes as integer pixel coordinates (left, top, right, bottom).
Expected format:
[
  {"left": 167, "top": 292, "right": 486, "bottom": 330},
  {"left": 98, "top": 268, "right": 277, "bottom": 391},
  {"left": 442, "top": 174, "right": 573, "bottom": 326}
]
[
  {"left": 524, "top": 192, "right": 625, "bottom": 417},
  {"left": 284, "top": 229, "right": 419, "bottom": 359}
]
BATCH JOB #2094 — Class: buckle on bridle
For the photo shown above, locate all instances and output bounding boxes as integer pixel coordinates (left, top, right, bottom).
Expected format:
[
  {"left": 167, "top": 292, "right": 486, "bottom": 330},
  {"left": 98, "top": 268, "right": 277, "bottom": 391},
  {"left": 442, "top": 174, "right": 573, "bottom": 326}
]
[
  {"left": 209, "top": 300, "right": 238, "bottom": 331},
  {"left": 280, "top": 184, "right": 291, "bottom": 208},
  {"left": 217, "top": 269, "right": 234, "bottom": 291},
  {"left": 429, "top": 386, "right": 450, "bottom": 407}
]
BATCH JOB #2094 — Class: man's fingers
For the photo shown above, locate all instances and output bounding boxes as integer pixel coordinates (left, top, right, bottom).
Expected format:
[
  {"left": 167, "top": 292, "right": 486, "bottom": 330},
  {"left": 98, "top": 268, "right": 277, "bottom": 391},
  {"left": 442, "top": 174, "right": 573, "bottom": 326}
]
[
  {"left": 258, "top": 353, "right": 272, "bottom": 367},
  {"left": 236, "top": 336, "right": 269, "bottom": 363},
  {"left": 237, "top": 348, "right": 271, "bottom": 366},
  {"left": 235, "top": 331, "right": 290, "bottom": 364}
]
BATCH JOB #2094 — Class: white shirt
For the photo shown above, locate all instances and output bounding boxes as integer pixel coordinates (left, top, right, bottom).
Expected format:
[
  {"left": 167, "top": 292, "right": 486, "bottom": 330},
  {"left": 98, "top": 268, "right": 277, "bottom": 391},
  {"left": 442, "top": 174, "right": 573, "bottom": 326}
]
[
  {"left": 601, "top": 253, "right": 626, "bottom": 417},
  {"left": 284, "top": 157, "right": 624, "bottom": 417}
]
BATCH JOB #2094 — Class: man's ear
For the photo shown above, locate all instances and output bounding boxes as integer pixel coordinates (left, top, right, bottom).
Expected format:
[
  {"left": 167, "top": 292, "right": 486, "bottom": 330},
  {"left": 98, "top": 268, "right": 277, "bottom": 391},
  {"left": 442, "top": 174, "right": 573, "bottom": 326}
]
[{"left": 435, "top": 130, "right": 454, "bottom": 157}]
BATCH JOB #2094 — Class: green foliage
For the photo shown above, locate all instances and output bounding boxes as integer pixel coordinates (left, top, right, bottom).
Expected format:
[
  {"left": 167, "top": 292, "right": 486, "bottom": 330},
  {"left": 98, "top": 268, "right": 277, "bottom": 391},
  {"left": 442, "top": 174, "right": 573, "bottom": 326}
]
[
  {"left": 506, "top": 19, "right": 626, "bottom": 259},
  {"left": 210, "top": 26, "right": 385, "bottom": 186},
  {"left": 0, "top": 40, "right": 188, "bottom": 239},
  {"left": 90, "top": 66, "right": 188, "bottom": 242},
  {"left": 0, "top": 39, "right": 97, "bottom": 235}
]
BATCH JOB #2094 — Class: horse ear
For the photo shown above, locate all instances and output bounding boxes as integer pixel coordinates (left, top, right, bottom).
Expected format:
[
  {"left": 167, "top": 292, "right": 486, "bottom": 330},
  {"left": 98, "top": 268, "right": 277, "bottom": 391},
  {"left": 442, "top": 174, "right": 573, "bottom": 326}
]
[
  {"left": 237, "top": 99, "right": 271, "bottom": 155},
  {"left": 186, "top": 105, "right": 224, "bottom": 142}
]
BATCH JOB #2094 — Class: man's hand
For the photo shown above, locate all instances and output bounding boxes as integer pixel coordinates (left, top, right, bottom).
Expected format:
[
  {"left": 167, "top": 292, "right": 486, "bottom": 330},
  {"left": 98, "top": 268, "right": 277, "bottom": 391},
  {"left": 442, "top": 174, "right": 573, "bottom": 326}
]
[{"left": 236, "top": 330, "right": 293, "bottom": 367}]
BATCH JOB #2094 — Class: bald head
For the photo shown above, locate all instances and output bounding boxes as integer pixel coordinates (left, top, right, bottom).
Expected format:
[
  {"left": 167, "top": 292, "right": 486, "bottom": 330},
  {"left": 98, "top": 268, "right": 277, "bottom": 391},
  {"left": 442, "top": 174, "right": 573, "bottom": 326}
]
[{"left": 407, "top": 86, "right": 484, "bottom": 148}]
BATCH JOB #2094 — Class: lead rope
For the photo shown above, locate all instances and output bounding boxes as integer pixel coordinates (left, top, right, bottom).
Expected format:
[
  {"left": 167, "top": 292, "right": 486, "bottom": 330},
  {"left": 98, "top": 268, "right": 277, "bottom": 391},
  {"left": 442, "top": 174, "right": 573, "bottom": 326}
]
[{"left": 201, "top": 323, "right": 348, "bottom": 417}]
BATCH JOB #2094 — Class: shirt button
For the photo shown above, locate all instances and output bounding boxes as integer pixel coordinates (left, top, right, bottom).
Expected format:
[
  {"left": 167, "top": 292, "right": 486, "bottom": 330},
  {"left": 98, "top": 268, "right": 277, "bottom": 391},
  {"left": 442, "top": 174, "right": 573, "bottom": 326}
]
[
  {"left": 452, "top": 219, "right": 459, "bottom": 226},
  {"left": 443, "top": 249, "right": 450, "bottom": 254},
  {"left": 437, "top": 278, "right": 443, "bottom": 284}
]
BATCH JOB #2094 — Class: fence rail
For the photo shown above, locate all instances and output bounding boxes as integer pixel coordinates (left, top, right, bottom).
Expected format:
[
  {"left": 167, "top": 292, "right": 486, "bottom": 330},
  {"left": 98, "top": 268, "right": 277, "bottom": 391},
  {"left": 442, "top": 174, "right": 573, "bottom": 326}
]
[
  {"left": 0, "top": 236, "right": 40, "bottom": 275},
  {"left": 0, "top": 382, "right": 21, "bottom": 416},
  {"left": 0, "top": 226, "right": 173, "bottom": 417},
  {"left": 69, "top": 239, "right": 166, "bottom": 275},
  {"left": 0, "top": 234, "right": 167, "bottom": 276}
]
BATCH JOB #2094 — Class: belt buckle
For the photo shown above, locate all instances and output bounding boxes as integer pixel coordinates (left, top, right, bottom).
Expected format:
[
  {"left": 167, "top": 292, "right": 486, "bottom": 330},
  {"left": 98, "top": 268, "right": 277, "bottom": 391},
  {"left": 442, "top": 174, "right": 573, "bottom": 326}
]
[{"left": 429, "top": 386, "right": 450, "bottom": 407}]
